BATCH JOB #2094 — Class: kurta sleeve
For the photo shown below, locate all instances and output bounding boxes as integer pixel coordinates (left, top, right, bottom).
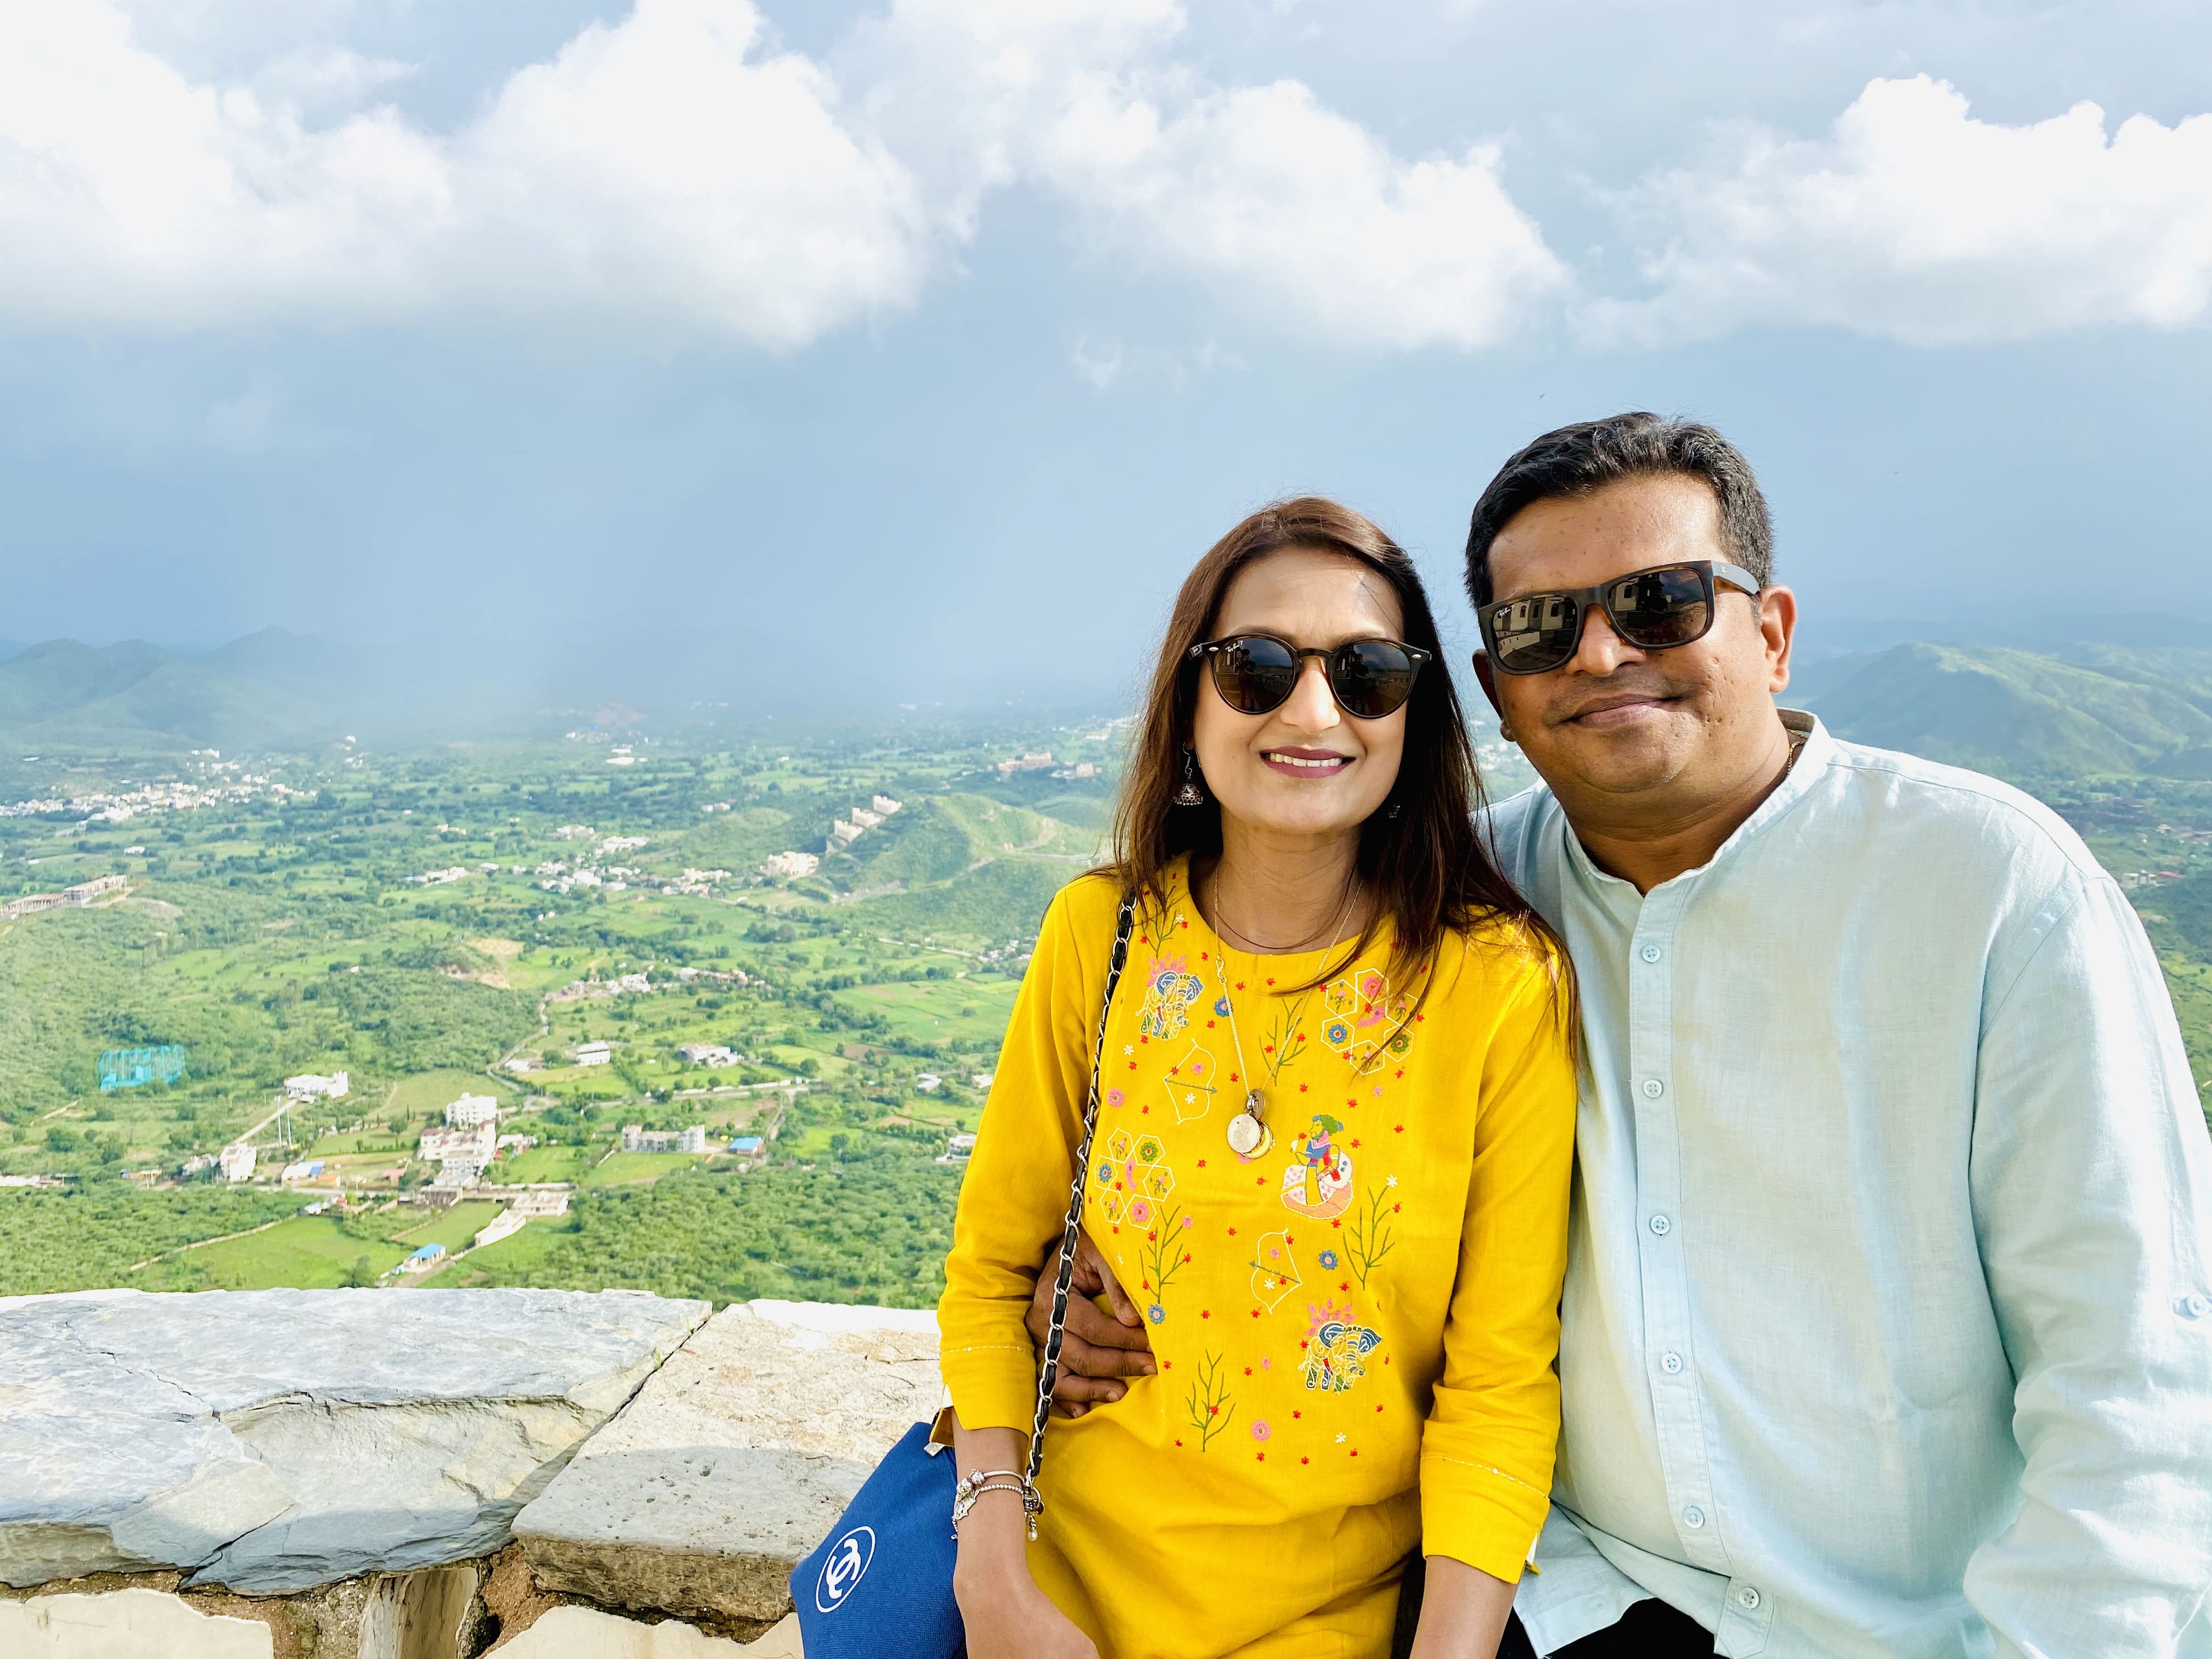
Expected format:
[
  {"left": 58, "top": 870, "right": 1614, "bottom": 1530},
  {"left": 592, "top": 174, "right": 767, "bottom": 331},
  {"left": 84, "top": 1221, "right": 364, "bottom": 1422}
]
[
  {"left": 936, "top": 875, "right": 1116, "bottom": 1434},
  {"left": 1420, "top": 949, "right": 1577, "bottom": 1582}
]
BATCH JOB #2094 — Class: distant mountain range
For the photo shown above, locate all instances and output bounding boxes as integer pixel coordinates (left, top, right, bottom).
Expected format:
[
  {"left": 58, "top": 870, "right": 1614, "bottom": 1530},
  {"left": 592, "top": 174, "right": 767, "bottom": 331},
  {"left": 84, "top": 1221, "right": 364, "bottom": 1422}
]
[
  {"left": 5, "top": 628, "right": 2212, "bottom": 782},
  {"left": 1796, "top": 642, "right": 2212, "bottom": 778},
  {"left": 0, "top": 631, "right": 353, "bottom": 753}
]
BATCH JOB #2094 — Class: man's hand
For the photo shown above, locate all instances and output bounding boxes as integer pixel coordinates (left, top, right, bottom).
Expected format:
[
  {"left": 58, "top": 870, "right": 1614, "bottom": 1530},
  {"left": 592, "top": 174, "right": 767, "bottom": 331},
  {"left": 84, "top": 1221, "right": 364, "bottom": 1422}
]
[{"left": 1025, "top": 1232, "right": 1155, "bottom": 1416}]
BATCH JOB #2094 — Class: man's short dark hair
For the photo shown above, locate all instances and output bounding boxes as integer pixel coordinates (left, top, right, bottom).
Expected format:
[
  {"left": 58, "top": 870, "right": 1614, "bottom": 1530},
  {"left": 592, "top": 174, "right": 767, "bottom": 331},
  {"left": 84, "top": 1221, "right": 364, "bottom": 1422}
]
[{"left": 1464, "top": 412, "right": 1774, "bottom": 609}]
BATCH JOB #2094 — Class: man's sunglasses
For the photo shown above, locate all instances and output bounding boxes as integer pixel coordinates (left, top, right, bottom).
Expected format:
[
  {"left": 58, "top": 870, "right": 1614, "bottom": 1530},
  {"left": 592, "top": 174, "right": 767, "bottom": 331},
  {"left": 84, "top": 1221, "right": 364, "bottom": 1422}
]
[
  {"left": 1187, "top": 634, "right": 1431, "bottom": 720},
  {"left": 1476, "top": 560, "right": 1762, "bottom": 676}
]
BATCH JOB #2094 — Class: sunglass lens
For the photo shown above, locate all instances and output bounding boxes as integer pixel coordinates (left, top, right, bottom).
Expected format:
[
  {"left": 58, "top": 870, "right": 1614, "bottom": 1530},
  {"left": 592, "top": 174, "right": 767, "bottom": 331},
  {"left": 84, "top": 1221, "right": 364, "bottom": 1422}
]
[
  {"left": 1607, "top": 566, "right": 1711, "bottom": 649},
  {"left": 1212, "top": 636, "right": 1299, "bottom": 714},
  {"left": 1487, "top": 595, "right": 1581, "bottom": 674},
  {"left": 1330, "top": 641, "right": 1420, "bottom": 718}
]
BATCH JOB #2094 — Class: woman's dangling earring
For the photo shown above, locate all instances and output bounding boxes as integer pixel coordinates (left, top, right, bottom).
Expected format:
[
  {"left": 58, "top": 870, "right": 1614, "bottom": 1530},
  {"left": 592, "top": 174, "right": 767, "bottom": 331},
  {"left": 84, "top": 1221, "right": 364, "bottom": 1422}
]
[
  {"left": 1173, "top": 748, "right": 1206, "bottom": 807},
  {"left": 1386, "top": 800, "right": 1402, "bottom": 820}
]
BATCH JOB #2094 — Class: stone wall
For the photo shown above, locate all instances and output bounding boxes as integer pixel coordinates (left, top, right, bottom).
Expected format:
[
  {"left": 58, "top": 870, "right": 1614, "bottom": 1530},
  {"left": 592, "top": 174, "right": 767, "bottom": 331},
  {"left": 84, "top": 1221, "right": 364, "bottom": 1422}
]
[{"left": 0, "top": 1289, "right": 941, "bottom": 1657}]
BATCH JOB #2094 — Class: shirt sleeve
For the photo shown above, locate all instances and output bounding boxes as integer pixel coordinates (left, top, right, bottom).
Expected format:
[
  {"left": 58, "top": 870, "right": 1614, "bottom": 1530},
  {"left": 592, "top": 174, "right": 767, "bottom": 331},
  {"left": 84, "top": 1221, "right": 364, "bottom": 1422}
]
[
  {"left": 1965, "top": 873, "right": 2212, "bottom": 1658},
  {"left": 935, "top": 877, "right": 1112, "bottom": 1435},
  {"left": 1420, "top": 947, "right": 1578, "bottom": 1582}
]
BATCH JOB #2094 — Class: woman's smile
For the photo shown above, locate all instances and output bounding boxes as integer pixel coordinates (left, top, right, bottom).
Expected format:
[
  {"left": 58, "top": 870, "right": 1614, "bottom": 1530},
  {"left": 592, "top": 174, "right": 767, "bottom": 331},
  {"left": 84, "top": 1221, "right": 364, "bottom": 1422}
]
[{"left": 1260, "top": 747, "right": 1355, "bottom": 776}]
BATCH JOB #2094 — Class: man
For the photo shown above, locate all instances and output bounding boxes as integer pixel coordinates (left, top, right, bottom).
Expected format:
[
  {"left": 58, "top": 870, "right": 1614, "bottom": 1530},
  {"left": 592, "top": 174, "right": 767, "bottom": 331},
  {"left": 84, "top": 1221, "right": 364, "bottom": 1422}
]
[{"left": 1034, "top": 413, "right": 2212, "bottom": 1656}]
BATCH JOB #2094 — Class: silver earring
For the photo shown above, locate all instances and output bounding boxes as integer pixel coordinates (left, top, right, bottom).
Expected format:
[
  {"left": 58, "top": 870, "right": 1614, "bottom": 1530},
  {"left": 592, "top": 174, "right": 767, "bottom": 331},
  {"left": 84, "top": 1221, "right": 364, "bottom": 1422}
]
[
  {"left": 1386, "top": 801, "right": 1402, "bottom": 820},
  {"left": 1173, "top": 749, "right": 1206, "bottom": 807}
]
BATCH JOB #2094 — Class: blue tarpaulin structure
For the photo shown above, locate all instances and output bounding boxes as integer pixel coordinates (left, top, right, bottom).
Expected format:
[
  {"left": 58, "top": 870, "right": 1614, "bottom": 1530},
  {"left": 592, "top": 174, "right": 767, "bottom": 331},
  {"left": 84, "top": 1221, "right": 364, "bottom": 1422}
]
[{"left": 98, "top": 1045, "right": 187, "bottom": 1092}]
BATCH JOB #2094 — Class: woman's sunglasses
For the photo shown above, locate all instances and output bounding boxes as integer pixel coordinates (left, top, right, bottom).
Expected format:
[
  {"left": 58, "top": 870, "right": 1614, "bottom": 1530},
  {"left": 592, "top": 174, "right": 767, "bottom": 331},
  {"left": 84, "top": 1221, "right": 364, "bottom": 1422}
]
[
  {"left": 1476, "top": 560, "right": 1762, "bottom": 676},
  {"left": 1188, "top": 634, "right": 1430, "bottom": 720}
]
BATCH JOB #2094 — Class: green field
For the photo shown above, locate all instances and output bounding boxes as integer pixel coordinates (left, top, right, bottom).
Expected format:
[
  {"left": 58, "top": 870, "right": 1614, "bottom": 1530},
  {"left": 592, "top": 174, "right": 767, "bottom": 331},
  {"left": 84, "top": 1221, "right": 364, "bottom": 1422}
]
[
  {"left": 500, "top": 1144, "right": 590, "bottom": 1183},
  {"left": 584, "top": 1151, "right": 710, "bottom": 1187},
  {"left": 836, "top": 978, "right": 1021, "bottom": 1045}
]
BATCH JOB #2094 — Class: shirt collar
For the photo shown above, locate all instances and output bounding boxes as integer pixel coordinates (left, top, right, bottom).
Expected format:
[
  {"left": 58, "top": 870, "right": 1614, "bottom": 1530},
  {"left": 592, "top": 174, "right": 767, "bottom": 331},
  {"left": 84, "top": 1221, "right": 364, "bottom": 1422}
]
[{"left": 1560, "top": 708, "right": 1830, "bottom": 895}]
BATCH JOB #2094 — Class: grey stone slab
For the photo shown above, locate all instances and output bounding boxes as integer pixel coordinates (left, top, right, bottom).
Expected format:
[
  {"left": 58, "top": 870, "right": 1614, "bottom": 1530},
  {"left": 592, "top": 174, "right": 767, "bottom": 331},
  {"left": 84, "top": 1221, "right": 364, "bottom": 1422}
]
[
  {"left": 0, "top": 1289, "right": 709, "bottom": 1594},
  {"left": 512, "top": 1301, "right": 940, "bottom": 1624}
]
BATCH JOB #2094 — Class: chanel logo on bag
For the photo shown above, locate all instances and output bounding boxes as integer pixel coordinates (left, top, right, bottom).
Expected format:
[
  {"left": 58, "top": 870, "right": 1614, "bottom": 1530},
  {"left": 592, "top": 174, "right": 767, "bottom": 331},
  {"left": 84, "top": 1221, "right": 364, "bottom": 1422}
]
[{"left": 815, "top": 1524, "right": 876, "bottom": 1612}]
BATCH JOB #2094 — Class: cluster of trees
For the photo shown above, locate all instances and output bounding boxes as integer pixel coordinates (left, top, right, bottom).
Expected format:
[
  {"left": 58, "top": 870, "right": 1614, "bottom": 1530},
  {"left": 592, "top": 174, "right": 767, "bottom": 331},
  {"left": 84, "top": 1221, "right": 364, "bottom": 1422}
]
[
  {"left": 449, "top": 1151, "right": 963, "bottom": 1308},
  {"left": 0, "top": 1182, "right": 301, "bottom": 1296}
]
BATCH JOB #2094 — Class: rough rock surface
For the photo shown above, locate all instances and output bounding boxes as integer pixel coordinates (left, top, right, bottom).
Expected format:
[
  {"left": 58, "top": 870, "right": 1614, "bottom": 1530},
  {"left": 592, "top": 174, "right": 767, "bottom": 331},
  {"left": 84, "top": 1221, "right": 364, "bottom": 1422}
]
[
  {"left": 0, "top": 1587, "right": 275, "bottom": 1658},
  {"left": 0, "top": 1288, "right": 710, "bottom": 1594},
  {"left": 514, "top": 1300, "right": 940, "bottom": 1624}
]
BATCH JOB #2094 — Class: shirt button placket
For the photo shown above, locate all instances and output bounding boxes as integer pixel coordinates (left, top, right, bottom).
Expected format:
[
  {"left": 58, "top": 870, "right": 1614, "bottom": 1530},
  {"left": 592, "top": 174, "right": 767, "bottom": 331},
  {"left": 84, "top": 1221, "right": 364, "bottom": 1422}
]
[{"left": 1630, "top": 898, "right": 1724, "bottom": 1573}]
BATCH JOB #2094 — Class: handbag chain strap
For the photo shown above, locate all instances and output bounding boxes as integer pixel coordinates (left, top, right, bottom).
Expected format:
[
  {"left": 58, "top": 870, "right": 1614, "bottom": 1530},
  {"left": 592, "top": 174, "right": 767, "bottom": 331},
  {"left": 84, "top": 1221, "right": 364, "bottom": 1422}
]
[{"left": 1021, "top": 891, "right": 1137, "bottom": 1532}]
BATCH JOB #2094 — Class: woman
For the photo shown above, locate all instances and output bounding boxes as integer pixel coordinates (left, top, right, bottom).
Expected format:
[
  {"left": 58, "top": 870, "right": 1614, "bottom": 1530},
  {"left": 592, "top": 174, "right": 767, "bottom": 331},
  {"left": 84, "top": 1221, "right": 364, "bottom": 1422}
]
[{"left": 936, "top": 498, "right": 1576, "bottom": 1659}]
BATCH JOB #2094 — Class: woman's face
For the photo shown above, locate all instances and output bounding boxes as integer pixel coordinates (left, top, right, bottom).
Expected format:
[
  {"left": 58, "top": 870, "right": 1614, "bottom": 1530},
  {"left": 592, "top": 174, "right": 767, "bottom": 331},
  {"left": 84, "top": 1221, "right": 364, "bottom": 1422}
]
[{"left": 1190, "top": 546, "right": 1409, "bottom": 845}]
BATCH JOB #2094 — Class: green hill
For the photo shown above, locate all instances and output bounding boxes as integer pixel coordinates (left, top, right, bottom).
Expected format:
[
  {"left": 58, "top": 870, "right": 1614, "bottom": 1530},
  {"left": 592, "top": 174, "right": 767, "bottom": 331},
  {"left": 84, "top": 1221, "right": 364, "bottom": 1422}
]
[
  {"left": 0, "top": 635, "right": 343, "bottom": 751},
  {"left": 848, "top": 794, "right": 1097, "bottom": 888},
  {"left": 1806, "top": 643, "right": 2212, "bottom": 777}
]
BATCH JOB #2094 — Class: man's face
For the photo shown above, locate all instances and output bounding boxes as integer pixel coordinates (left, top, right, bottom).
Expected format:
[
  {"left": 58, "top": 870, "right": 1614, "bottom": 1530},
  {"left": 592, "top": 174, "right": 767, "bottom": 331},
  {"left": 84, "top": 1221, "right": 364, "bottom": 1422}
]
[{"left": 1480, "top": 473, "right": 1794, "bottom": 802}]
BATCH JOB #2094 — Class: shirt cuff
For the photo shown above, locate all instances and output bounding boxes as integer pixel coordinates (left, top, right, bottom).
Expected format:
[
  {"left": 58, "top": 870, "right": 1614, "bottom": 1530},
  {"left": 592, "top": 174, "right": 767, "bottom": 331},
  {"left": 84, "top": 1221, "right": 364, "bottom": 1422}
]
[
  {"left": 1420, "top": 1452, "right": 1551, "bottom": 1583},
  {"left": 939, "top": 1342, "right": 1041, "bottom": 1436}
]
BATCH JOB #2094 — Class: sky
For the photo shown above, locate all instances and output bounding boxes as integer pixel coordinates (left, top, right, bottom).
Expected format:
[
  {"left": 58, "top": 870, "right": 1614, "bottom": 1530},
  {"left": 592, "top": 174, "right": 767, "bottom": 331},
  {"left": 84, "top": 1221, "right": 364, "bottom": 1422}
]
[{"left": 2, "top": 0, "right": 2209, "bottom": 710}]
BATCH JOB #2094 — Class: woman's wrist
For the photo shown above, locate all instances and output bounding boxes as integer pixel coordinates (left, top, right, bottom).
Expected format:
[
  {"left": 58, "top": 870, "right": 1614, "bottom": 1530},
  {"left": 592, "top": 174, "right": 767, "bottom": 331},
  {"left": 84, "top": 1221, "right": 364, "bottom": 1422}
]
[{"left": 952, "top": 1487, "right": 1035, "bottom": 1593}]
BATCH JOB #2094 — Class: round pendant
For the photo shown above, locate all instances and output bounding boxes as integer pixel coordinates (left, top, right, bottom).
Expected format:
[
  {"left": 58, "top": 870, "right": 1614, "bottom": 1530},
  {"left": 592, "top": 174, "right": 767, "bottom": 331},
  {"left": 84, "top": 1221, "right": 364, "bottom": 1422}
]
[{"left": 1227, "top": 1113, "right": 1272, "bottom": 1160}]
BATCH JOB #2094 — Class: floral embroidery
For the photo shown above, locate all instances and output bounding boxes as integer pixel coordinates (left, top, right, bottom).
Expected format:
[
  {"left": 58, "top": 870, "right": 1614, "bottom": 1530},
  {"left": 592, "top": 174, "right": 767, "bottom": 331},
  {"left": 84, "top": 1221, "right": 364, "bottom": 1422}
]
[
  {"left": 1344, "top": 1183, "right": 1400, "bottom": 1290},
  {"left": 1166, "top": 1040, "right": 1219, "bottom": 1125},
  {"left": 1279, "top": 1114, "right": 1354, "bottom": 1220},
  {"left": 1248, "top": 1228, "right": 1303, "bottom": 1311},
  {"left": 1184, "top": 1350, "right": 1235, "bottom": 1448},
  {"left": 1322, "top": 970, "right": 1418, "bottom": 1074},
  {"left": 1139, "top": 956, "right": 1206, "bottom": 1041},
  {"left": 1093, "top": 1130, "right": 1175, "bottom": 1225}
]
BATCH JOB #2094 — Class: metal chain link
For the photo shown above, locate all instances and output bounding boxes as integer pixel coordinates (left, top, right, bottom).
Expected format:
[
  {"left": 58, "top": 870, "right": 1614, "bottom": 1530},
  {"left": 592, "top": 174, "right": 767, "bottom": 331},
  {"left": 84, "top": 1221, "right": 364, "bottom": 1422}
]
[{"left": 1022, "top": 893, "right": 1137, "bottom": 1531}]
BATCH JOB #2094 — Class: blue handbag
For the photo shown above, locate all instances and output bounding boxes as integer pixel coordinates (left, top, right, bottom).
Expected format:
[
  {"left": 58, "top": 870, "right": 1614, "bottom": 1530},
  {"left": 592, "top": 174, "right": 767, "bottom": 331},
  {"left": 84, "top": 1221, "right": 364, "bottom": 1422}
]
[{"left": 793, "top": 895, "right": 1136, "bottom": 1659}]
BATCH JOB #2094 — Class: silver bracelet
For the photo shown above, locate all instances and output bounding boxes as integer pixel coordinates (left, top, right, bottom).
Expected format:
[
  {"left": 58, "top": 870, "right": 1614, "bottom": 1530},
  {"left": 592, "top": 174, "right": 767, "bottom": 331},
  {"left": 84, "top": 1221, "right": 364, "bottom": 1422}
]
[{"left": 951, "top": 1467, "right": 1042, "bottom": 1528}]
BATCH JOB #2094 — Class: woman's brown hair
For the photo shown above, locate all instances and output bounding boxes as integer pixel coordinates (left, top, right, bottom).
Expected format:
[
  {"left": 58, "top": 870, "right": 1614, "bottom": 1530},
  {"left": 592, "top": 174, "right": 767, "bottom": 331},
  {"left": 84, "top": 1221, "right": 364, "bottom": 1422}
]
[{"left": 1107, "top": 496, "right": 1567, "bottom": 986}]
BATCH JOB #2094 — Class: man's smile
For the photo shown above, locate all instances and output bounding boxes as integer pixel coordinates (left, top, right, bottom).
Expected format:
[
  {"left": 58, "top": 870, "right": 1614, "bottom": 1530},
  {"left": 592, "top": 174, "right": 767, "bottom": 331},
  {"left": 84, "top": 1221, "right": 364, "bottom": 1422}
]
[{"left": 1559, "top": 689, "right": 1679, "bottom": 729}]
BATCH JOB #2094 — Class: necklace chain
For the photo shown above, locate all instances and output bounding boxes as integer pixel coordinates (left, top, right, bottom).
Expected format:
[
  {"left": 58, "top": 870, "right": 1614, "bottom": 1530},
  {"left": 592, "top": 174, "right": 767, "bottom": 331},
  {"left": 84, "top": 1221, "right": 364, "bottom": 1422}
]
[{"left": 1211, "top": 872, "right": 1357, "bottom": 956}]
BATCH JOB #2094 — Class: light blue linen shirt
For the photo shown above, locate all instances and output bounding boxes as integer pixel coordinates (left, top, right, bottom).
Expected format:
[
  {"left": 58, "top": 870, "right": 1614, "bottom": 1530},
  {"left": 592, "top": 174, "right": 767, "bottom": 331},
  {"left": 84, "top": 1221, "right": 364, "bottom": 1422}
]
[{"left": 1491, "top": 711, "right": 2212, "bottom": 1658}]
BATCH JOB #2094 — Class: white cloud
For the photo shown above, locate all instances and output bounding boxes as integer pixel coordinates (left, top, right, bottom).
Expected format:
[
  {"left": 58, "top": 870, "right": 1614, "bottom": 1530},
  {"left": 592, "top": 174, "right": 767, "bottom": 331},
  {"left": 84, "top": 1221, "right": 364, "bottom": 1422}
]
[
  {"left": 0, "top": 0, "right": 1564, "bottom": 352},
  {"left": 0, "top": 0, "right": 930, "bottom": 345},
  {"left": 861, "top": 0, "right": 1563, "bottom": 349},
  {"left": 1038, "top": 77, "right": 1562, "bottom": 349},
  {"left": 1591, "top": 75, "right": 2212, "bottom": 347}
]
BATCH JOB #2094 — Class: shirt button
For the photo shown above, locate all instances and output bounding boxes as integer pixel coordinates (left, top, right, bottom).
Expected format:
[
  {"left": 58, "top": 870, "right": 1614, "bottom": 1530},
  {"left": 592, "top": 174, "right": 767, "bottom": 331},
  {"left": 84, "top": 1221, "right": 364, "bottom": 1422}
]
[
  {"left": 1682, "top": 1505, "right": 1705, "bottom": 1528},
  {"left": 1641, "top": 1078, "right": 1664, "bottom": 1098},
  {"left": 1661, "top": 1351, "right": 1684, "bottom": 1374},
  {"left": 2183, "top": 1294, "right": 2210, "bottom": 1319},
  {"left": 1736, "top": 1587, "right": 1761, "bottom": 1611},
  {"left": 1639, "top": 944, "right": 1663, "bottom": 963},
  {"left": 1649, "top": 1214, "right": 1673, "bottom": 1237}
]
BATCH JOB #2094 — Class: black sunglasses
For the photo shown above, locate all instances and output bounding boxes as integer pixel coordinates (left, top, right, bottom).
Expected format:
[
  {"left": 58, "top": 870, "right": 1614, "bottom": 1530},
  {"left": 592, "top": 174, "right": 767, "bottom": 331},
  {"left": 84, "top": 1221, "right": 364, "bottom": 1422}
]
[
  {"left": 1187, "top": 634, "right": 1430, "bottom": 720},
  {"left": 1476, "top": 560, "right": 1762, "bottom": 676}
]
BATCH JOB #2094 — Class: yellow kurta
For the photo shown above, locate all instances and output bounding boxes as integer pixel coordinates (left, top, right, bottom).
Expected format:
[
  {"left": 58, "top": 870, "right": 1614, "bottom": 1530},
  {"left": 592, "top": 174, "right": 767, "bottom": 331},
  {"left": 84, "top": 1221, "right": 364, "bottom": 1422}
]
[{"left": 938, "top": 860, "right": 1576, "bottom": 1659}]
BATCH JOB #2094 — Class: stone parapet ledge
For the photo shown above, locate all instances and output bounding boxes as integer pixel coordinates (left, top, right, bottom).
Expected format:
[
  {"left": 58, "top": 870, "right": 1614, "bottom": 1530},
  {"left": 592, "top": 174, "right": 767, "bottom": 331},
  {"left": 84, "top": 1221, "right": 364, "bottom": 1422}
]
[
  {"left": 0, "top": 1289, "right": 941, "bottom": 1657},
  {"left": 513, "top": 1298, "right": 942, "bottom": 1627}
]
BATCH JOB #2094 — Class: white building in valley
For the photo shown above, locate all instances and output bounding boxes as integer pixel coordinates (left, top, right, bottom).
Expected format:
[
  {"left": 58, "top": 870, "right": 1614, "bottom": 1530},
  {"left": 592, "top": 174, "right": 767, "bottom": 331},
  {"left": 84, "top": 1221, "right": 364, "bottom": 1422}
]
[
  {"left": 622, "top": 1124, "right": 709, "bottom": 1155},
  {"left": 419, "top": 1124, "right": 496, "bottom": 1187},
  {"left": 218, "top": 1142, "right": 257, "bottom": 1182},
  {"left": 444, "top": 1094, "right": 499, "bottom": 1129},
  {"left": 761, "top": 851, "right": 819, "bottom": 879},
  {"left": 284, "top": 1071, "right": 350, "bottom": 1100}
]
